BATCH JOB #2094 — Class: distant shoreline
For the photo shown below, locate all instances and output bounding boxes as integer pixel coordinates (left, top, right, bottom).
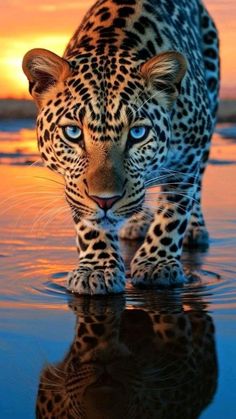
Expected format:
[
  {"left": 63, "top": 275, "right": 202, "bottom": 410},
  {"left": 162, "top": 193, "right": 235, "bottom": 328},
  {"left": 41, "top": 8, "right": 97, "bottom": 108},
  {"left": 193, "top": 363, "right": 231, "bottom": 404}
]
[{"left": 0, "top": 98, "right": 235, "bottom": 123}]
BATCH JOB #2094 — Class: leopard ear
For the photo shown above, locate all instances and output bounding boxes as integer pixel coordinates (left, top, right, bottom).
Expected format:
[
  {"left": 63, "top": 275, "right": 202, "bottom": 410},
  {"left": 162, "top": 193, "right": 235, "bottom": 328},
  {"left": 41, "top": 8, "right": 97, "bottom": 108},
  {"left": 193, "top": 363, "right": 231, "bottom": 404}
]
[
  {"left": 140, "top": 51, "right": 187, "bottom": 109},
  {"left": 22, "top": 48, "right": 71, "bottom": 106}
]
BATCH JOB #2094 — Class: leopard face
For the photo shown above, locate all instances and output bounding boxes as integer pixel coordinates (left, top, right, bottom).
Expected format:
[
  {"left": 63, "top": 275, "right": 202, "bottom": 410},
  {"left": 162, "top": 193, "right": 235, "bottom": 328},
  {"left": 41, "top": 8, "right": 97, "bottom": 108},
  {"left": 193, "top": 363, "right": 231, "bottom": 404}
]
[{"left": 24, "top": 48, "right": 186, "bottom": 230}]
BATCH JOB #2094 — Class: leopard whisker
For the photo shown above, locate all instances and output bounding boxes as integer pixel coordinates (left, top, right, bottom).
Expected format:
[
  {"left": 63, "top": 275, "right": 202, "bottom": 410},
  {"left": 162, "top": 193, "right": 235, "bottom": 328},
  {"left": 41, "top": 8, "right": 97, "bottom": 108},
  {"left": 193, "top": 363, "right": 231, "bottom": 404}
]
[
  {"left": 32, "top": 210, "right": 72, "bottom": 235},
  {"left": 160, "top": 167, "right": 200, "bottom": 179},
  {"left": 30, "top": 199, "right": 68, "bottom": 232},
  {"left": 146, "top": 168, "right": 200, "bottom": 182},
  {"left": 0, "top": 193, "right": 63, "bottom": 217},
  {"left": 41, "top": 207, "right": 71, "bottom": 231},
  {"left": 19, "top": 159, "right": 42, "bottom": 168},
  {"left": 146, "top": 182, "right": 197, "bottom": 189},
  {"left": 146, "top": 190, "right": 198, "bottom": 205},
  {"left": 143, "top": 201, "right": 189, "bottom": 214},
  {"left": 16, "top": 174, "right": 65, "bottom": 187},
  {"left": 12, "top": 196, "right": 64, "bottom": 233},
  {"left": 33, "top": 176, "right": 65, "bottom": 186}
]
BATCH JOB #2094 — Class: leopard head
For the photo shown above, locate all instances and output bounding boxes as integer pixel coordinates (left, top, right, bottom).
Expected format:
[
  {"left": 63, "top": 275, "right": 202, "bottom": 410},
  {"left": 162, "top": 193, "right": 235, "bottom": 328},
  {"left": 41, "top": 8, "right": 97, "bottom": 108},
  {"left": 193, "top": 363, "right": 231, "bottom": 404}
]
[{"left": 23, "top": 48, "right": 186, "bottom": 229}]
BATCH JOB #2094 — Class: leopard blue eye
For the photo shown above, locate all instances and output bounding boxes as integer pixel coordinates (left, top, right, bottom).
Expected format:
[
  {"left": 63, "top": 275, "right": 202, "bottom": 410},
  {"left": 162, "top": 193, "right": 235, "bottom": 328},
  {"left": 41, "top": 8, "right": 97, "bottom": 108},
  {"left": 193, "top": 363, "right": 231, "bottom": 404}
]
[
  {"left": 62, "top": 126, "right": 83, "bottom": 142},
  {"left": 129, "top": 126, "right": 149, "bottom": 142}
]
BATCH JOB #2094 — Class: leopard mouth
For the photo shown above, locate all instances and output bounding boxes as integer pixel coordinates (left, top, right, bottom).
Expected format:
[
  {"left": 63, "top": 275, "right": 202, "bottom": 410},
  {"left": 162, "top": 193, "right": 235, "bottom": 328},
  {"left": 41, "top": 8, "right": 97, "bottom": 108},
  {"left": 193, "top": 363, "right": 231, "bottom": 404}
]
[{"left": 67, "top": 192, "right": 144, "bottom": 227}]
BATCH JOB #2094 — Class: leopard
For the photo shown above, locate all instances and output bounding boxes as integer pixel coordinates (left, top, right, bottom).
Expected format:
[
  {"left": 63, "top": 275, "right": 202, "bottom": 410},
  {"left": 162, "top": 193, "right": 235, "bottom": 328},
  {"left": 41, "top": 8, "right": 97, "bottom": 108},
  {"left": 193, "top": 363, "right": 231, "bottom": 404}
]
[
  {"left": 22, "top": 0, "right": 220, "bottom": 295},
  {"left": 36, "top": 295, "right": 218, "bottom": 418}
]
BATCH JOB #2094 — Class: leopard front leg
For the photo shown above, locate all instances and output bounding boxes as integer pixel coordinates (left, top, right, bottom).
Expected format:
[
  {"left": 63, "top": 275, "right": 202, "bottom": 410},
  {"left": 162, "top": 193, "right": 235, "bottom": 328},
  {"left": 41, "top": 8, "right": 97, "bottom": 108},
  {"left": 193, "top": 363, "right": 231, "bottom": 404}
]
[
  {"left": 184, "top": 198, "right": 209, "bottom": 248},
  {"left": 131, "top": 180, "right": 196, "bottom": 288},
  {"left": 67, "top": 222, "right": 126, "bottom": 295},
  {"left": 184, "top": 167, "right": 209, "bottom": 249}
]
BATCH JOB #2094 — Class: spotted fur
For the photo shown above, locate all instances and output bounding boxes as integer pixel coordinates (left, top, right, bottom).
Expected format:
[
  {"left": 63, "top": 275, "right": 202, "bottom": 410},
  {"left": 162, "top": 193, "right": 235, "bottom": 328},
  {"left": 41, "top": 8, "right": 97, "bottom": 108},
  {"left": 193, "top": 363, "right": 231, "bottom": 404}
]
[
  {"left": 23, "top": 0, "right": 220, "bottom": 294},
  {"left": 36, "top": 297, "right": 217, "bottom": 418}
]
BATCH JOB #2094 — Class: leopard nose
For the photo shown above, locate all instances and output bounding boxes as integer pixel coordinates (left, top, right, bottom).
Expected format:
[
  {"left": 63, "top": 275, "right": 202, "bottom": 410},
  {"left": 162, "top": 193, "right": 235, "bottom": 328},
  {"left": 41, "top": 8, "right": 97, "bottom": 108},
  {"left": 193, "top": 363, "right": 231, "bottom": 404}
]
[{"left": 90, "top": 194, "right": 122, "bottom": 210}]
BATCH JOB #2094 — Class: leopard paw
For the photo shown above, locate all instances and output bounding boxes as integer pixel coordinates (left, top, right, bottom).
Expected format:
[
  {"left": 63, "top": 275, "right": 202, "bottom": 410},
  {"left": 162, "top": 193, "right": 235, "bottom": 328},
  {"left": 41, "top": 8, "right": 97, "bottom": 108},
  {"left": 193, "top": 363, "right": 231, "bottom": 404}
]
[
  {"left": 131, "top": 257, "right": 186, "bottom": 288},
  {"left": 67, "top": 263, "right": 126, "bottom": 295}
]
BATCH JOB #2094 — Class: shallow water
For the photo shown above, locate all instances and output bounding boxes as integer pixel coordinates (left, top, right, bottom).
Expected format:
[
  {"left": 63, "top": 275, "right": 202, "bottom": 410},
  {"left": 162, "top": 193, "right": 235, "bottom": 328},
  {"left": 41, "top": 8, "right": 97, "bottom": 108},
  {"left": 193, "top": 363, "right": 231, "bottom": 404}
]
[{"left": 0, "top": 121, "right": 236, "bottom": 418}]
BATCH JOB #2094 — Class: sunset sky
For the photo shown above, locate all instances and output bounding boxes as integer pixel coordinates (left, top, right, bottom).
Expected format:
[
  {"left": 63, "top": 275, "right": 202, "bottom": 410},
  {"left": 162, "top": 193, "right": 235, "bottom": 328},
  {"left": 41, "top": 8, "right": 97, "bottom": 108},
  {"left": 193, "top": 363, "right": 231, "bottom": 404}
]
[{"left": 0, "top": 0, "right": 236, "bottom": 99}]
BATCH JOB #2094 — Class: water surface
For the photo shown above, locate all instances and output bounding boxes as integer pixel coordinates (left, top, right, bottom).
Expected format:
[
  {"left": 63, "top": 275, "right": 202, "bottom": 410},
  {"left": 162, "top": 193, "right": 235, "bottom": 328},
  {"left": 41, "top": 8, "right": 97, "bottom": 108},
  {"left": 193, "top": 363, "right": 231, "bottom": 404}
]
[{"left": 0, "top": 121, "right": 235, "bottom": 418}]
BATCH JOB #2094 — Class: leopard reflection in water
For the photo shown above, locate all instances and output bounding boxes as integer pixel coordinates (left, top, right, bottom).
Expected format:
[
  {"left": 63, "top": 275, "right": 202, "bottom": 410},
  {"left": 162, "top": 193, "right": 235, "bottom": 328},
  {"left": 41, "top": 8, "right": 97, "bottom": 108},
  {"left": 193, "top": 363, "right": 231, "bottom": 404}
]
[{"left": 36, "top": 294, "right": 217, "bottom": 419}]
